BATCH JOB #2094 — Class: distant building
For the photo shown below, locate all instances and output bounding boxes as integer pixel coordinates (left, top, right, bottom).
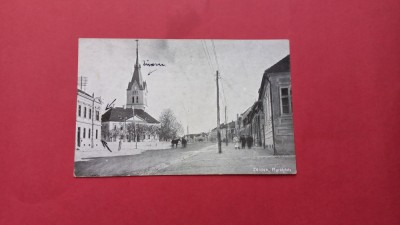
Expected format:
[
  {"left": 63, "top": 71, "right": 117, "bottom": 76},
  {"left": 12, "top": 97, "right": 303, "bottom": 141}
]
[
  {"left": 258, "top": 55, "right": 294, "bottom": 154},
  {"left": 76, "top": 89, "right": 102, "bottom": 150},
  {"left": 101, "top": 40, "right": 160, "bottom": 142},
  {"left": 208, "top": 123, "right": 228, "bottom": 143},
  {"left": 186, "top": 133, "right": 208, "bottom": 142}
]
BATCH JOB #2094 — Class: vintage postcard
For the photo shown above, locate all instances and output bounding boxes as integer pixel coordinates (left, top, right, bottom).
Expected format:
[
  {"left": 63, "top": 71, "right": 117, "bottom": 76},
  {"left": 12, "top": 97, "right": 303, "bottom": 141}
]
[{"left": 74, "top": 39, "right": 296, "bottom": 177}]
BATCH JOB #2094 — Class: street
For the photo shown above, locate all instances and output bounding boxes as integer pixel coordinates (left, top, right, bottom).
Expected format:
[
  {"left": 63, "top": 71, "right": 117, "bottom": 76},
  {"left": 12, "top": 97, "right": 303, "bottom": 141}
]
[{"left": 74, "top": 142, "right": 296, "bottom": 177}]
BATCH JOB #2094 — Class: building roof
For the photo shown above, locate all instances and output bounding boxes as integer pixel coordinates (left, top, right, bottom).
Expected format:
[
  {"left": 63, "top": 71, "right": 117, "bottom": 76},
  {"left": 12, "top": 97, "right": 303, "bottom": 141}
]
[
  {"left": 78, "top": 89, "right": 93, "bottom": 99},
  {"left": 102, "top": 107, "right": 159, "bottom": 124},
  {"left": 127, "top": 41, "right": 146, "bottom": 91},
  {"left": 265, "top": 54, "right": 290, "bottom": 74},
  {"left": 258, "top": 55, "right": 291, "bottom": 101}
]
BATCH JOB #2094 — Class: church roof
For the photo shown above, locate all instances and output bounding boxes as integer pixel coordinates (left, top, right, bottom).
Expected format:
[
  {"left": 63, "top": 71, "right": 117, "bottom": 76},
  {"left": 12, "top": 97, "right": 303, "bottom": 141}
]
[
  {"left": 127, "top": 41, "right": 146, "bottom": 90},
  {"left": 127, "top": 67, "right": 146, "bottom": 90},
  {"left": 102, "top": 107, "right": 159, "bottom": 124}
]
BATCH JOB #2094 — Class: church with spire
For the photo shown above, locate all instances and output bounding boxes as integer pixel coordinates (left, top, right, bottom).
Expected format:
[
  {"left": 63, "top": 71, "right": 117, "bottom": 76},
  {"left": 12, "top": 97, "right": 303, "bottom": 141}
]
[{"left": 101, "top": 40, "right": 160, "bottom": 142}]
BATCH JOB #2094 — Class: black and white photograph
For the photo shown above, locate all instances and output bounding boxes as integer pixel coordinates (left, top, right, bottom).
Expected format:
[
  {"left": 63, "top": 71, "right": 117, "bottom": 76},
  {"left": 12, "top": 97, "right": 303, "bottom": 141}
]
[{"left": 74, "top": 39, "right": 296, "bottom": 176}]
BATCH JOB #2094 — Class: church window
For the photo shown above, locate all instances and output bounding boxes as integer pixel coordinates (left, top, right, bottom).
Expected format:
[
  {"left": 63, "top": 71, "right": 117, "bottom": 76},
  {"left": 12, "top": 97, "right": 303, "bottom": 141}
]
[
  {"left": 89, "top": 109, "right": 92, "bottom": 119},
  {"left": 132, "top": 97, "right": 135, "bottom": 103},
  {"left": 136, "top": 96, "right": 139, "bottom": 103},
  {"left": 84, "top": 107, "right": 87, "bottom": 118},
  {"left": 96, "top": 111, "right": 100, "bottom": 121},
  {"left": 88, "top": 129, "right": 91, "bottom": 138},
  {"left": 96, "top": 129, "right": 98, "bottom": 139},
  {"left": 78, "top": 105, "right": 81, "bottom": 117},
  {"left": 83, "top": 128, "right": 86, "bottom": 138}
]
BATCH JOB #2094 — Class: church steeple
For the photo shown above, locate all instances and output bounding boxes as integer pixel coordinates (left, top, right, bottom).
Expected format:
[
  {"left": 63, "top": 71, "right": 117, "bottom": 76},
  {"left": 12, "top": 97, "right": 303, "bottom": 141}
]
[
  {"left": 127, "top": 40, "right": 147, "bottom": 110},
  {"left": 128, "top": 40, "right": 144, "bottom": 89},
  {"left": 135, "top": 39, "right": 139, "bottom": 67}
]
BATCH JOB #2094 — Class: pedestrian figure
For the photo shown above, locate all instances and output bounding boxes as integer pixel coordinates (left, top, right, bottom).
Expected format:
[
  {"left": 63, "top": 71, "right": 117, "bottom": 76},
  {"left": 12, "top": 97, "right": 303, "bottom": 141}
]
[
  {"left": 181, "top": 137, "right": 187, "bottom": 148},
  {"left": 250, "top": 136, "right": 254, "bottom": 149},
  {"left": 233, "top": 135, "right": 239, "bottom": 149},
  {"left": 246, "top": 135, "right": 252, "bottom": 149},
  {"left": 240, "top": 135, "right": 246, "bottom": 149},
  {"left": 118, "top": 139, "right": 122, "bottom": 151}
]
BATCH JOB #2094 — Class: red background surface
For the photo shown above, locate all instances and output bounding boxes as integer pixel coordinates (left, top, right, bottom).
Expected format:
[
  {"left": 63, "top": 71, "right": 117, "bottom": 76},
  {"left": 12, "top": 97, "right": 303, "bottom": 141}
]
[{"left": 1, "top": 0, "right": 399, "bottom": 224}]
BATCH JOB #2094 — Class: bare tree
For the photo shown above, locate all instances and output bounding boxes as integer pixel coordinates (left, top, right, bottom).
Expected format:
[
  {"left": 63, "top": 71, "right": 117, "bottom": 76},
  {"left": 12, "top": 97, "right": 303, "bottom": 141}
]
[{"left": 159, "top": 109, "right": 183, "bottom": 141}]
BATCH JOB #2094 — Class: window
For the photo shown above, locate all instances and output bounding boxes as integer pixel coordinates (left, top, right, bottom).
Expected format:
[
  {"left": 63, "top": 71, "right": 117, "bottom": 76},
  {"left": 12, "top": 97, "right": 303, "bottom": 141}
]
[
  {"left": 96, "top": 111, "right": 99, "bottom": 121},
  {"left": 132, "top": 96, "right": 135, "bottom": 103},
  {"left": 84, "top": 107, "right": 87, "bottom": 118},
  {"left": 114, "top": 125, "right": 117, "bottom": 130},
  {"left": 89, "top": 109, "right": 92, "bottom": 119},
  {"left": 83, "top": 128, "right": 86, "bottom": 138},
  {"left": 136, "top": 96, "right": 139, "bottom": 103},
  {"left": 280, "top": 87, "right": 292, "bottom": 115},
  {"left": 88, "top": 129, "right": 91, "bottom": 138},
  {"left": 96, "top": 129, "right": 98, "bottom": 139},
  {"left": 78, "top": 105, "right": 81, "bottom": 117}
]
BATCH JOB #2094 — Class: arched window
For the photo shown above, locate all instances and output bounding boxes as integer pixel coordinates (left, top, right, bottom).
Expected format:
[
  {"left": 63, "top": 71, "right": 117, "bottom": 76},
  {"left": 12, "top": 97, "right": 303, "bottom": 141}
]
[
  {"left": 136, "top": 96, "right": 139, "bottom": 103},
  {"left": 132, "top": 96, "right": 135, "bottom": 103}
]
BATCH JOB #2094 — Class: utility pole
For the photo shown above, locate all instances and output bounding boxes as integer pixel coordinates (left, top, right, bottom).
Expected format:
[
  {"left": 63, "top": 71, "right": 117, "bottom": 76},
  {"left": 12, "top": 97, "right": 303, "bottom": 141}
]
[
  {"left": 91, "top": 95, "right": 101, "bottom": 148},
  {"left": 216, "top": 70, "right": 222, "bottom": 153},
  {"left": 132, "top": 106, "right": 137, "bottom": 149},
  {"left": 225, "top": 106, "right": 228, "bottom": 146}
]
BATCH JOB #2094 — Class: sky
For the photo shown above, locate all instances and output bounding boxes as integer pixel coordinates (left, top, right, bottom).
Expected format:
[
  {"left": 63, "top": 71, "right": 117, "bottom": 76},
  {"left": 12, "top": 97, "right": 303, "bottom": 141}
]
[{"left": 78, "top": 39, "right": 289, "bottom": 134}]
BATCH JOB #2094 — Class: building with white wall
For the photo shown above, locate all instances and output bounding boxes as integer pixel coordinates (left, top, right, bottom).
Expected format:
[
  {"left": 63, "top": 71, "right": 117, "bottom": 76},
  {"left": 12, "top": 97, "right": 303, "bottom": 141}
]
[{"left": 76, "top": 89, "right": 102, "bottom": 150}]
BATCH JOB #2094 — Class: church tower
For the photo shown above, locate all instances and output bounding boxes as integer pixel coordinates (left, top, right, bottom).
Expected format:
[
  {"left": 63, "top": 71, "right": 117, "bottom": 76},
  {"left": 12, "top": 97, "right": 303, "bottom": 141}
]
[{"left": 126, "top": 40, "right": 147, "bottom": 110}]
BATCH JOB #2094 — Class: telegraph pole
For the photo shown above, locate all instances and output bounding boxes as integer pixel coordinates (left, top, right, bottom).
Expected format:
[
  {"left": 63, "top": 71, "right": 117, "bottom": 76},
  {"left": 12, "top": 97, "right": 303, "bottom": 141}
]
[
  {"left": 216, "top": 71, "right": 222, "bottom": 153},
  {"left": 132, "top": 106, "right": 137, "bottom": 149}
]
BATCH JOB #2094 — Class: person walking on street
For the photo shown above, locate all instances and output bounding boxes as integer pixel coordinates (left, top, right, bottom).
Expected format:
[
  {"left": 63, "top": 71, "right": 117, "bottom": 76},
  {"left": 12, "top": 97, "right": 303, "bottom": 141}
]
[
  {"left": 233, "top": 135, "right": 239, "bottom": 149},
  {"left": 246, "top": 135, "right": 252, "bottom": 149},
  {"left": 241, "top": 135, "right": 246, "bottom": 149}
]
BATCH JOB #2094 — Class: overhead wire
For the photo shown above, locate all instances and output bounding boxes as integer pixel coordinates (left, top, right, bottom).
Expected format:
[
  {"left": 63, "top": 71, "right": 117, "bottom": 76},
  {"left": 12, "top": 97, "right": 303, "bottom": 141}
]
[
  {"left": 201, "top": 40, "right": 215, "bottom": 73},
  {"left": 211, "top": 40, "right": 220, "bottom": 71}
]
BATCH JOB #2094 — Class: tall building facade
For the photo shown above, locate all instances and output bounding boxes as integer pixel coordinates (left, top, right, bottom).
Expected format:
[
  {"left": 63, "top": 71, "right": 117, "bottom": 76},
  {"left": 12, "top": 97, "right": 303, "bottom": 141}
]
[
  {"left": 259, "top": 55, "right": 294, "bottom": 155},
  {"left": 76, "top": 89, "right": 102, "bottom": 150}
]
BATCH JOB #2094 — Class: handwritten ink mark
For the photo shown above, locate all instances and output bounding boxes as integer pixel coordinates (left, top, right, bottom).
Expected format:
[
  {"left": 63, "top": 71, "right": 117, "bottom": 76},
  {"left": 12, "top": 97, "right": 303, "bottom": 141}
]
[
  {"left": 148, "top": 69, "right": 158, "bottom": 76},
  {"left": 101, "top": 140, "right": 112, "bottom": 152},
  {"left": 105, "top": 99, "right": 116, "bottom": 111},
  {"left": 143, "top": 60, "right": 166, "bottom": 67}
]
